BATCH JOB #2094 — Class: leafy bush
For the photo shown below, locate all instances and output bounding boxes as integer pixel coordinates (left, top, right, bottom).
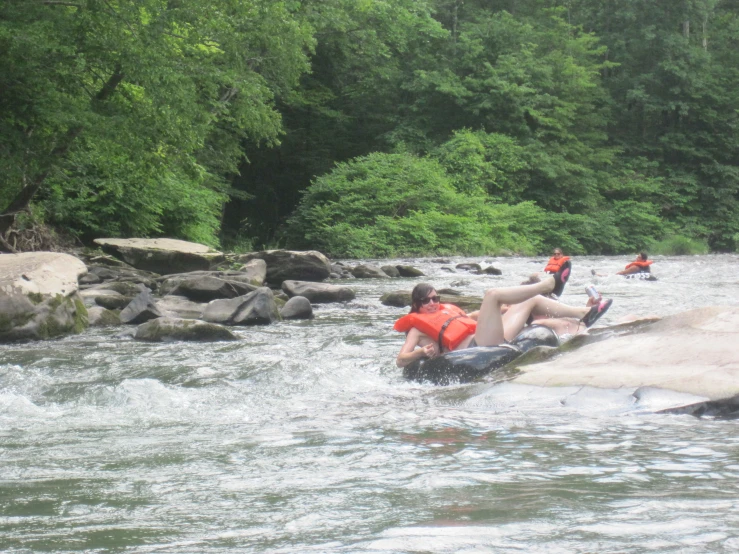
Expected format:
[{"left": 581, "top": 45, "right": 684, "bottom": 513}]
[
  {"left": 650, "top": 235, "right": 710, "bottom": 256},
  {"left": 284, "top": 152, "right": 542, "bottom": 258},
  {"left": 434, "top": 129, "right": 528, "bottom": 202}
]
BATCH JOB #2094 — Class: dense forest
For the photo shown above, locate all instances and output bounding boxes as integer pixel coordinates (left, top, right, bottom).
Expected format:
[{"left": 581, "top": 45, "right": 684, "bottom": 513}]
[{"left": 2, "top": 0, "right": 738, "bottom": 257}]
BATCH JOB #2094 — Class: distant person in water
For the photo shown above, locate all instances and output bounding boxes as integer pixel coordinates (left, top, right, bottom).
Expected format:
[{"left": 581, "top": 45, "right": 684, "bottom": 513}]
[
  {"left": 617, "top": 252, "right": 653, "bottom": 275},
  {"left": 394, "top": 273, "right": 613, "bottom": 368},
  {"left": 543, "top": 248, "right": 570, "bottom": 274},
  {"left": 530, "top": 248, "right": 572, "bottom": 297},
  {"left": 591, "top": 252, "right": 654, "bottom": 277}
]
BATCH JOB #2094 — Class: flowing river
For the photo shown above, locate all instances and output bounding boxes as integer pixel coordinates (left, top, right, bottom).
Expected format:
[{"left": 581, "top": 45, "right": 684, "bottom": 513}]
[{"left": 2, "top": 254, "right": 739, "bottom": 552}]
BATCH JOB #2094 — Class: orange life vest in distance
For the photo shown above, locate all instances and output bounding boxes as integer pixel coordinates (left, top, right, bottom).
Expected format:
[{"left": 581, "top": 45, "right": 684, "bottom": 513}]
[
  {"left": 625, "top": 260, "right": 653, "bottom": 271},
  {"left": 544, "top": 256, "right": 571, "bottom": 274},
  {"left": 394, "top": 304, "right": 477, "bottom": 351}
]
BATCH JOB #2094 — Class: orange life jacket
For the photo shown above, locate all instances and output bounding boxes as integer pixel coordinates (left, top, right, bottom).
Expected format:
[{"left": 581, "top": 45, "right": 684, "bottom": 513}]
[
  {"left": 394, "top": 304, "right": 477, "bottom": 351},
  {"left": 544, "top": 256, "right": 571, "bottom": 273},
  {"left": 625, "top": 260, "right": 653, "bottom": 271}
]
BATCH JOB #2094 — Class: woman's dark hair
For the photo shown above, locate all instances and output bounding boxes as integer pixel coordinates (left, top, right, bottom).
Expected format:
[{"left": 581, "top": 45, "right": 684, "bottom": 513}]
[
  {"left": 410, "top": 283, "right": 436, "bottom": 313},
  {"left": 639, "top": 251, "right": 648, "bottom": 261}
]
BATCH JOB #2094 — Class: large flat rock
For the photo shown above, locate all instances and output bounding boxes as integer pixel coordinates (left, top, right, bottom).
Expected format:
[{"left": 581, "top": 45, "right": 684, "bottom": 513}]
[
  {"left": 93, "top": 238, "right": 223, "bottom": 275},
  {"left": 512, "top": 306, "right": 739, "bottom": 400},
  {"left": 0, "top": 252, "right": 86, "bottom": 297}
]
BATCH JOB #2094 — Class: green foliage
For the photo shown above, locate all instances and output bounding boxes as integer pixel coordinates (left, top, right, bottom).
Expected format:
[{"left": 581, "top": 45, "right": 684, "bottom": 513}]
[
  {"left": 0, "top": 0, "right": 315, "bottom": 244},
  {"left": 650, "top": 236, "right": 710, "bottom": 256},
  {"left": 434, "top": 129, "right": 528, "bottom": 201},
  {"left": 284, "top": 152, "right": 541, "bottom": 257}
]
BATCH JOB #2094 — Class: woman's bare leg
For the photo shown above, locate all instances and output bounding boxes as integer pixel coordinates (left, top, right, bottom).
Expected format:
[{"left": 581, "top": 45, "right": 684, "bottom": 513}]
[
  {"left": 501, "top": 297, "right": 590, "bottom": 341},
  {"left": 474, "top": 277, "right": 556, "bottom": 346}
]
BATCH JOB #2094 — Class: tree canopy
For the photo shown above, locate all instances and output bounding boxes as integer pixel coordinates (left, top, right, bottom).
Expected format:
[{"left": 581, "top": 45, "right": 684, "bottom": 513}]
[{"left": 2, "top": 0, "right": 738, "bottom": 255}]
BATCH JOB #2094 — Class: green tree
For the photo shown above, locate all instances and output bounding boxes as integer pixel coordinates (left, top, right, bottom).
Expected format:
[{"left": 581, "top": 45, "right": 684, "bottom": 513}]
[{"left": 0, "top": 0, "right": 314, "bottom": 246}]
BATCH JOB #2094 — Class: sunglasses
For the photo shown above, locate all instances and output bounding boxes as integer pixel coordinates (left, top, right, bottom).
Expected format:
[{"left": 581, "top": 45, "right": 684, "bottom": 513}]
[{"left": 421, "top": 295, "right": 441, "bottom": 305}]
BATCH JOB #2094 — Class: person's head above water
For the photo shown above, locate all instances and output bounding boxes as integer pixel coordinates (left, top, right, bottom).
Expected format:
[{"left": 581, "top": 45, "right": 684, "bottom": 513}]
[
  {"left": 410, "top": 283, "right": 440, "bottom": 313},
  {"left": 552, "top": 248, "right": 563, "bottom": 258},
  {"left": 638, "top": 252, "right": 648, "bottom": 261}
]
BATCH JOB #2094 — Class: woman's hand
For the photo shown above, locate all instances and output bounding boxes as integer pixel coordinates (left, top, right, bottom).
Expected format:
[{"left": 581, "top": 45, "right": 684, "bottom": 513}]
[{"left": 421, "top": 342, "right": 438, "bottom": 358}]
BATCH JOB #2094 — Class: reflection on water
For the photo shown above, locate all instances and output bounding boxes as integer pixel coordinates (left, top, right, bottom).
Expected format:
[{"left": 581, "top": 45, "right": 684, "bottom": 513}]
[{"left": 1, "top": 254, "right": 739, "bottom": 552}]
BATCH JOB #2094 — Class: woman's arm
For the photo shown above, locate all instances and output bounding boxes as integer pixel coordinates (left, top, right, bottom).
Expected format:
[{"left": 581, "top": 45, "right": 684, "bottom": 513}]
[{"left": 396, "top": 328, "right": 438, "bottom": 368}]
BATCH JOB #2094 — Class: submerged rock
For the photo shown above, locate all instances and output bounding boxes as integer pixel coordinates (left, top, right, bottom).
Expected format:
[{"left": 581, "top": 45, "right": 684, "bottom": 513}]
[
  {"left": 202, "top": 287, "right": 279, "bottom": 325},
  {"left": 134, "top": 317, "right": 238, "bottom": 342},
  {"left": 280, "top": 296, "right": 313, "bottom": 320}
]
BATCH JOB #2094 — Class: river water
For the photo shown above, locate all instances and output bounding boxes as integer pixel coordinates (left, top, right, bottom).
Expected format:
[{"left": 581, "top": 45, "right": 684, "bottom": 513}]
[{"left": 2, "top": 254, "right": 739, "bottom": 553}]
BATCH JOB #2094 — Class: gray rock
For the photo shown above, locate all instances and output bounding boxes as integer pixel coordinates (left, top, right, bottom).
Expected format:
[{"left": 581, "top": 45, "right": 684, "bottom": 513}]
[
  {"left": 87, "top": 265, "right": 160, "bottom": 289},
  {"left": 238, "top": 250, "right": 331, "bottom": 284},
  {"left": 0, "top": 252, "right": 87, "bottom": 298},
  {"left": 237, "top": 258, "right": 267, "bottom": 286},
  {"left": 79, "top": 273, "right": 102, "bottom": 285},
  {"left": 476, "top": 266, "right": 502, "bottom": 275},
  {"left": 0, "top": 292, "right": 88, "bottom": 342},
  {"left": 351, "top": 264, "right": 389, "bottom": 279},
  {"left": 0, "top": 252, "right": 90, "bottom": 341},
  {"left": 94, "top": 238, "right": 224, "bottom": 275},
  {"left": 78, "top": 286, "right": 134, "bottom": 310},
  {"left": 380, "top": 265, "right": 401, "bottom": 278},
  {"left": 202, "top": 287, "right": 279, "bottom": 326},
  {"left": 156, "top": 295, "right": 207, "bottom": 319},
  {"left": 94, "top": 281, "right": 150, "bottom": 296},
  {"left": 134, "top": 317, "right": 238, "bottom": 342},
  {"left": 119, "top": 290, "right": 163, "bottom": 324},
  {"left": 281, "top": 280, "right": 355, "bottom": 303},
  {"left": 280, "top": 296, "right": 313, "bottom": 320},
  {"left": 396, "top": 265, "right": 425, "bottom": 277},
  {"left": 456, "top": 263, "right": 482, "bottom": 271},
  {"left": 87, "top": 306, "right": 121, "bottom": 326},
  {"left": 169, "top": 276, "right": 253, "bottom": 302},
  {"left": 158, "top": 271, "right": 258, "bottom": 296}
]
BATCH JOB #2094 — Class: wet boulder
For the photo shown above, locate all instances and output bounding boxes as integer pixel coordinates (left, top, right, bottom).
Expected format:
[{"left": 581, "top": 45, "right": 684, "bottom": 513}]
[
  {"left": 281, "top": 280, "right": 355, "bottom": 303},
  {"left": 156, "top": 295, "right": 207, "bottom": 320},
  {"left": 86, "top": 265, "right": 160, "bottom": 290},
  {"left": 168, "top": 276, "right": 254, "bottom": 302},
  {"left": 380, "top": 265, "right": 401, "bottom": 278},
  {"left": 396, "top": 265, "right": 425, "bottom": 277},
  {"left": 93, "top": 238, "right": 224, "bottom": 275},
  {"left": 237, "top": 250, "right": 331, "bottom": 284},
  {"left": 87, "top": 306, "right": 121, "bottom": 326},
  {"left": 237, "top": 258, "right": 267, "bottom": 286},
  {"left": 456, "top": 263, "right": 482, "bottom": 271},
  {"left": 280, "top": 296, "right": 313, "bottom": 320},
  {"left": 119, "top": 290, "right": 163, "bottom": 324},
  {"left": 134, "top": 317, "right": 238, "bottom": 342},
  {"left": 202, "top": 287, "right": 279, "bottom": 326},
  {"left": 0, "top": 252, "right": 89, "bottom": 341},
  {"left": 476, "top": 266, "right": 502, "bottom": 276},
  {"left": 351, "top": 264, "right": 389, "bottom": 279}
]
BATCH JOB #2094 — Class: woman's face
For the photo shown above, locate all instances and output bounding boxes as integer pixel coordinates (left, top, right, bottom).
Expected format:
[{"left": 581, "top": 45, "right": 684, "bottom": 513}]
[
  {"left": 553, "top": 250, "right": 563, "bottom": 258},
  {"left": 418, "top": 289, "right": 441, "bottom": 314}
]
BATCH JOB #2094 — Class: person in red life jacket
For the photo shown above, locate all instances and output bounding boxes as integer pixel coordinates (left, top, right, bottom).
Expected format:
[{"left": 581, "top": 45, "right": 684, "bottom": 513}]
[
  {"left": 543, "top": 248, "right": 570, "bottom": 274},
  {"left": 617, "top": 252, "right": 653, "bottom": 275},
  {"left": 394, "top": 276, "right": 613, "bottom": 368}
]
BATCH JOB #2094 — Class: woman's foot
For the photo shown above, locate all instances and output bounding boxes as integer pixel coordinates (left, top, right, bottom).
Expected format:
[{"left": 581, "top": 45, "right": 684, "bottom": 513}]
[{"left": 581, "top": 299, "right": 613, "bottom": 328}]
